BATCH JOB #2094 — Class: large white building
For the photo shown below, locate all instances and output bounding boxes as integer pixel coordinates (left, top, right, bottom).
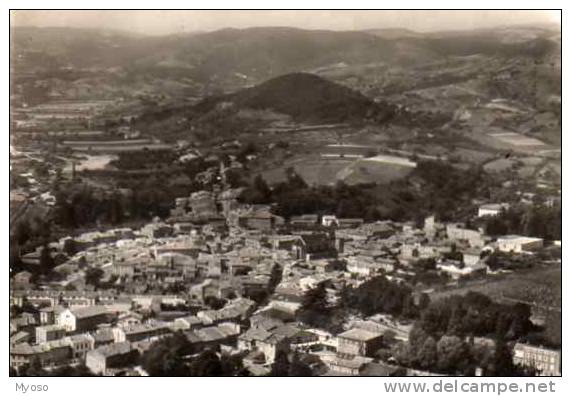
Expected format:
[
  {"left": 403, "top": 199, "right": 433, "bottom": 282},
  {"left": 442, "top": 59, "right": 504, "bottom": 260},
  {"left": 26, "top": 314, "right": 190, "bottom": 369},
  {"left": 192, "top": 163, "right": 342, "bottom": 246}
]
[
  {"left": 497, "top": 235, "right": 543, "bottom": 253},
  {"left": 513, "top": 343, "right": 561, "bottom": 376}
]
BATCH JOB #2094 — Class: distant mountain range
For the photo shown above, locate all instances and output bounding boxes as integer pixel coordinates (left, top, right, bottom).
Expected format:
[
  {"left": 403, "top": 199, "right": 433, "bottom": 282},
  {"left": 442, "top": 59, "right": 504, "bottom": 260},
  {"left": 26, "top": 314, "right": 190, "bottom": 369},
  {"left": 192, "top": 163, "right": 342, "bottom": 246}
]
[{"left": 11, "top": 25, "right": 560, "bottom": 87}]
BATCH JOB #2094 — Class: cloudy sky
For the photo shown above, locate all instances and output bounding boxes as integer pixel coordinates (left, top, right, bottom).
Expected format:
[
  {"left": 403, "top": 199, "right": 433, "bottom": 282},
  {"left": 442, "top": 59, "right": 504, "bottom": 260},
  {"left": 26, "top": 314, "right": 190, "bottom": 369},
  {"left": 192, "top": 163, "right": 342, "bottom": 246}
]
[{"left": 11, "top": 10, "right": 560, "bottom": 35}]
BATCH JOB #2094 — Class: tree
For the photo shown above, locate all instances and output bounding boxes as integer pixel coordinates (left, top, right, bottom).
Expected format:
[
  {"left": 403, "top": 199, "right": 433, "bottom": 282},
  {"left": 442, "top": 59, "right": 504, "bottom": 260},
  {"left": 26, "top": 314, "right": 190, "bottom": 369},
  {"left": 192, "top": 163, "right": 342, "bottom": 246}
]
[
  {"left": 490, "top": 336, "right": 519, "bottom": 376},
  {"left": 141, "top": 333, "right": 193, "bottom": 376},
  {"left": 63, "top": 239, "right": 78, "bottom": 256},
  {"left": 23, "top": 358, "right": 46, "bottom": 376},
  {"left": 190, "top": 350, "right": 223, "bottom": 376},
  {"left": 416, "top": 336, "right": 438, "bottom": 370},
  {"left": 39, "top": 245, "right": 55, "bottom": 275},
  {"left": 220, "top": 354, "right": 248, "bottom": 376},
  {"left": 204, "top": 296, "right": 227, "bottom": 310},
  {"left": 288, "top": 352, "right": 312, "bottom": 376},
  {"left": 14, "top": 220, "right": 31, "bottom": 246},
  {"left": 436, "top": 335, "right": 472, "bottom": 375},
  {"left": 85, "top": 267, "right": 104, "bottom": 287},
  {"left": 298, "top": 283, "right": 329, "bottom": 327},
  {"left": 270, "top": 350, "right": 290, "bottom": 376}
]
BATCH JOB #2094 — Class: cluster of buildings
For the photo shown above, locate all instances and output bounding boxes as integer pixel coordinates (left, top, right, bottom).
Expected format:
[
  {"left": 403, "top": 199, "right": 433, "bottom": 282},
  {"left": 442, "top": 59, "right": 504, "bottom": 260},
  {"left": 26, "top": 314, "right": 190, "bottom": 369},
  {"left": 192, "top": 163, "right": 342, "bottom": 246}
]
[{"left": 10, "top": 188, "right": 558, "bottom": 376}]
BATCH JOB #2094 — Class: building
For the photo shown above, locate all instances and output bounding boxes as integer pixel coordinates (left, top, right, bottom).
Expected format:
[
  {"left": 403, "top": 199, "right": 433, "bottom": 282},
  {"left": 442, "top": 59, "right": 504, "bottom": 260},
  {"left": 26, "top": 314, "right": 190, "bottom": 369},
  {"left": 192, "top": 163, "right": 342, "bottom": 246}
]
[
  {"left": 346, "top": 256, "right": 395, "bottom": 277},
  {"left": 326, "top": 354, "right": 373, "bottom": 375},
  {"left": 119, "top": 323, "right": 171, "bottom": 343},
  {"left": 10, "top": 339, "right": 71, "bottom": 370},
  {"left": 478, "top": 203, "right": 509, "bottom": 217},
  {"left": 66, "top": 334, "right": 95, "bottom": 362},
  {"left": 513, "top": 343, "right": 561, "bottom": 376},
  {"left": 437, "top": 261, "right": 488, "bottom": 280},
  {"left": 58, "top": 306, "right": 110, "bottom": 332},
  {"left": 497, "top": 235, "right": 544, "bottom": 253},
  {"left": 462, "top": 248, "right": 483, "bottom": 267},
  {"left": 337, "top": 328, "right": 383, "bottom": 357},
  {"left": 35, "top": 324, "right": 66, "bottom": 344},
  {"left": 446, "top": 224, "right": 484, "bottom": 247},
  {"left": 238, "top": 325, "right": 298, "bottom": 363},
  {"left": 141, "top": 222, "right": 173, "bottom": 239},
  {"left": 85, "top": 342, "right": 138, "bottom": 375},
  {"left": 13, "top": 271, "right": 33, "bottom": 286},
  {"left": 238, "top": 209, "right": 283, "bottom": 231}
]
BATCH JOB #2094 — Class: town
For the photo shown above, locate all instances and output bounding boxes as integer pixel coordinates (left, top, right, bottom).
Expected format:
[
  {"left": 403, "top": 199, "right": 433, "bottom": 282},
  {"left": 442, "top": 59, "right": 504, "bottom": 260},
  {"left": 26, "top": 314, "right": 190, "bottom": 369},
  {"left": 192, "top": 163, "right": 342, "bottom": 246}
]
[{"left": 9, "top": 11, "right": 561, "bottom": 378}]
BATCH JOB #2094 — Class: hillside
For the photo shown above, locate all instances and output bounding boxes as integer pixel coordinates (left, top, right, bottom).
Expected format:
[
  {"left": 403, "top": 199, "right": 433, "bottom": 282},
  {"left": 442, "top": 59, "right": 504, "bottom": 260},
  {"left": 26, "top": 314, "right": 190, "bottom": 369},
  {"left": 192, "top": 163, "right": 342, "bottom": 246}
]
[{"left": 225, "top": 73, "right": 390, "bottom": 123}]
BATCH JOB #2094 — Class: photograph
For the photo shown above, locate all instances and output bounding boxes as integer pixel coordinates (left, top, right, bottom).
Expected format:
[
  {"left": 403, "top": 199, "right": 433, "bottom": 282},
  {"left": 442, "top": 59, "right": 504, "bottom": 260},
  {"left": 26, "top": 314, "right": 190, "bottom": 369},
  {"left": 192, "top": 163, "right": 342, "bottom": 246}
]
[{"left": 8, "top": 9, "right": 561, "bottom": 378}]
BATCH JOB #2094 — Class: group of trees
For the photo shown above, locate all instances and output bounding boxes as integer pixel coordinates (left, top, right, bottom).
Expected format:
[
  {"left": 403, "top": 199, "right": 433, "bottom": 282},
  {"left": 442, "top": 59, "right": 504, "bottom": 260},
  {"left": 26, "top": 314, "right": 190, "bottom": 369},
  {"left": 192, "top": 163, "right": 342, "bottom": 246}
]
[
  {"left": 483, "top": 203, "right": 561, "bottom": 240},
  {"left": 13, "top": 360, "right": 94, "bottom": 377},
  {"left": 270, "top": 350, "right": 312, "bottom": 376},
  {"left": 141, "top": 333, "right": 248, "bottom": 376},
  {"left": 54, "top": 187, "right": 125, "bottom": 228},
  {"left": 418, "top": 292, "right": 533, "bottom": 341},
  {"left": 240, "top": 171, "right": 385, "bottom": 221},
  {"left": 342, "top": 276, "right": 427, "bottom": 319},
  {"left": 110, "top": 150, "right": 179, "bottom": 171},
  {"left": 297, "top": 283, "right": 331, "bottom": 328},
  {"left": 392, "top": 326, "right": 534, "bottom": 376},
  {"left": 240, "top": 160, "right": 491, "bottom": 223}
]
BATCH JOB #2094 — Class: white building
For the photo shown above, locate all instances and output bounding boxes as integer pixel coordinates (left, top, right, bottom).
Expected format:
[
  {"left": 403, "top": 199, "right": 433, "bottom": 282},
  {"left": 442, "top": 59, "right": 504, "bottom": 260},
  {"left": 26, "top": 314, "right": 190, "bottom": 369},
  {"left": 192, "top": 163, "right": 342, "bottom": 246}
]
[
  {"left": 497, "top": 235, "right": 543, "bottom": 253},
  {"left": 478, "top": 203, "right": 509, "bottom": 217}
]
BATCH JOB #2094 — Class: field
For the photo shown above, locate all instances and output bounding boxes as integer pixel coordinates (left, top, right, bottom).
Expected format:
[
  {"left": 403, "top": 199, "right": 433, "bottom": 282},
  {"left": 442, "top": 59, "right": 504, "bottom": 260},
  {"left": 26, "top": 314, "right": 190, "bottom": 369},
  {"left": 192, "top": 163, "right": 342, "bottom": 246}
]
[
  {"left": 428, "top": 265, "right": 561, "bottom": 306},
  {"left": 339, "top": 157, "right": 415, "bottom": 185},
  {"left": 488, "top": 132, "right": 546, "bottom": 147},
  {"left": 427, "top": 264, "right": 561, "bottom": 345},
  {"left": 261, "top": 157, "right": 353, "bottom": 186},
  {"left": 260, "top": 154, "right": 415, "bottom": 186}
]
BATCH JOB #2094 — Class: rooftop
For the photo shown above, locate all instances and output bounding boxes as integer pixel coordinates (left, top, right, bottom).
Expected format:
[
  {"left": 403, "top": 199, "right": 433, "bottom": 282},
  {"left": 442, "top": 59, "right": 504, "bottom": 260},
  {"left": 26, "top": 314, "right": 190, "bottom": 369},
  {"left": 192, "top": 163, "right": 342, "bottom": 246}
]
[{"left": 338, "top": 328, "right": 381, "bottom": 342}]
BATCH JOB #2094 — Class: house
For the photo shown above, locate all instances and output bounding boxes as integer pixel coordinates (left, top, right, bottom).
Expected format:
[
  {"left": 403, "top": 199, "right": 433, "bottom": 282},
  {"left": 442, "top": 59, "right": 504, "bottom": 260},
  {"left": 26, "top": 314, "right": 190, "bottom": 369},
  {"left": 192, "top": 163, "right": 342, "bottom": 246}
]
[
  {"left": 35, "top": 324, "right": 66, "bottom": 344},
  {"left": 10, "top": 339, "right": 71, "bottom": 370},
  {"left": 497, "top": 235, "right": 544, "bottom": 253},
  {"left": 478, "top": 203, "right": 509, "bottom": 217},
  {"left": 140, "top": 223, "right": 173, "bottom": 239},
  {"left": 93, "top": 328, "right": 119, "bottom": 347},
  {"left": 58, "top": 306, "right": 111, "bottom": 332},
  {"left": 10, "top": 331, "right": 30, "bottom": 347},
  {"left": 173, "top": 315, "right": 203, "bottom": 331},
  {"left": 85, "top": 342, "right": 138, "bottom": 375},
  {"left": 325, "top": 354, "right": 374, "bottom": 375},
  {"left": 337, "top": 328, "right": 383, "bottom": 357},
  {"left": 238, "top": 324, "right": 298, "bottom": 363},
  {"left": 322, "top": 215, "right": 338, "bottom": 227},
  {"left": 271, "top": 235, "right": 307, "bottom": 259},
  {"left": 337, "top": 218, "right": 365, "bottom": 229},
  {"left": 197, "top": 298, "right": 256, "bottom": 325},
  {"left": 513, "top": 343, "right": 561, "bottom": 376},
  {"left": 119, "top": 323, "right": 170, "bottom": 343},
  {"left": 462, "top": 248, "right": 483, "bottom": 267},
  {"left": 300, "top": 233, "right": 336, "bottom": 260},
  {"left": 238, "top": 209, "right": 283, "bottom": 231},
  {"left": 185, "top": 323, "right": 241, "bottom": 350},
  {"left": 290, "top": 214, "right": 319, "bottom": 228},
  {"left": 65, "top": 334, "right": 95, "bottom": 362},
  {"left": 346, "top": 256, "right": 395, "bottom": 277},
  {"left": 13, "top": 271, "right": 33, "bottom": 286},
  {"left": 188, "top": 190, "right": 218, "bottom": 217},
  {"left": 446, "top": 224, "right": 484, "bottom": 247}
]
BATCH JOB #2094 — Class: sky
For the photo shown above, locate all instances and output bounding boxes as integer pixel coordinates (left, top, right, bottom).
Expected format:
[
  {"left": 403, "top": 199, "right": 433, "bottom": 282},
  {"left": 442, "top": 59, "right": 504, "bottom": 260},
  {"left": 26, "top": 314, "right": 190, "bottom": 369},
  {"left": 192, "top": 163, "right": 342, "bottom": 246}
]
[{"left": 10, "top": 10, "right": 561, "bottom": 36}]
